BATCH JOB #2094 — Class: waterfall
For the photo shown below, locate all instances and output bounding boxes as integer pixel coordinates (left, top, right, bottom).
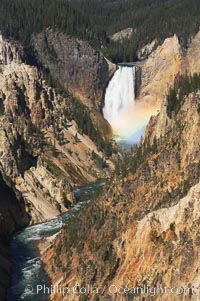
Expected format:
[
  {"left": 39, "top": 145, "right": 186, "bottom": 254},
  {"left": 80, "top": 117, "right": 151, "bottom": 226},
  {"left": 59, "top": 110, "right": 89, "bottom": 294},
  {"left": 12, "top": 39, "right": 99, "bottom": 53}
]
[
  {"left": 103, "top": 64, "right": 154, "bottom": 148},
  {"left": 103, "top": 65, "right": 136, "bottom": 128}
]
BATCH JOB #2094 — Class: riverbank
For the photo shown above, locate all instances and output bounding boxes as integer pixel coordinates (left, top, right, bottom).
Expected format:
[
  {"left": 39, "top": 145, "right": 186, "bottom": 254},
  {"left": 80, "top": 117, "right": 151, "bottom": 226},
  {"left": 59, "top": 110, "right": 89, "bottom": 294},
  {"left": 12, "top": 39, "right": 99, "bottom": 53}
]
[
  {"left": 38, "top": 233, "right": 58, "bottom": 257},
  {"left": 6, "top": 180, "right": 106, "bottom": 301}
]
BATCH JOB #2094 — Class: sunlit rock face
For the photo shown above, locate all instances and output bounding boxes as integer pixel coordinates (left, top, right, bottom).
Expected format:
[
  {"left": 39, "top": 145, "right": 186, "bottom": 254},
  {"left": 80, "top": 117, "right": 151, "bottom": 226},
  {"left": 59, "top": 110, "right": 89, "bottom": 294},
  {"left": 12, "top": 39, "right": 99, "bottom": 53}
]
[
  {"left": 0, "top": 33, "right": 115, "bottom": 300},
  {"left": 0, "top": 34, "right": 114, "bottom": 226},
  {"left": 44, "top": 88, "right": 200, "bottom": 301}
]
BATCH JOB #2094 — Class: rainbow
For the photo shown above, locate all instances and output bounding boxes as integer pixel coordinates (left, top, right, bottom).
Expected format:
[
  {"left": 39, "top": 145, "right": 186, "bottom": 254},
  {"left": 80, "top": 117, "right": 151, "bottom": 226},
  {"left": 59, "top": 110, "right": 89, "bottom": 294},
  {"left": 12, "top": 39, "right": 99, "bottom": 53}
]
[{"left": 112, "top": 102, "right": 157, "bottom": 144}]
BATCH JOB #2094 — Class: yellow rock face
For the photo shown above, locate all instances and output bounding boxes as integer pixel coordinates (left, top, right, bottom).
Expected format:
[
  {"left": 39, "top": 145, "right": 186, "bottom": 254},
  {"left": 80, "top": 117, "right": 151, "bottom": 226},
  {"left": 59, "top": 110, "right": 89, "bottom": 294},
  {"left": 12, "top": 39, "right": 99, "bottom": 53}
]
[
  {"left": 138, "top": 31, "right": 200, "bottom": 114},
  {"left": 187, "top": 31, "right": 200, "bottom": 74}
]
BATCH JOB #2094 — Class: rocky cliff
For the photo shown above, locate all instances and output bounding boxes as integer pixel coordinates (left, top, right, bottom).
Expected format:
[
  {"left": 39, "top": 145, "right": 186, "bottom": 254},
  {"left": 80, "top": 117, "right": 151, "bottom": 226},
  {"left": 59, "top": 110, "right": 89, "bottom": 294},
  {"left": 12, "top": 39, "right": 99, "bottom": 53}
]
[
  {"left": 110, "top": 28, "right": 135, "bottom": 42},
  {"left": 0, "top": 34, "right": 115, "bottom": 225},
  {"left": 43, "top": 86, "right": 200, "bottom": 300},
  {"left": 33, "top": 28, "right": 115, "bottom": 112},
  {"left": 137, "top": 31, "right": 200, "bottom": 113},
  {"left": 0, "top": 34, "right": 115, "bottom": 299}
]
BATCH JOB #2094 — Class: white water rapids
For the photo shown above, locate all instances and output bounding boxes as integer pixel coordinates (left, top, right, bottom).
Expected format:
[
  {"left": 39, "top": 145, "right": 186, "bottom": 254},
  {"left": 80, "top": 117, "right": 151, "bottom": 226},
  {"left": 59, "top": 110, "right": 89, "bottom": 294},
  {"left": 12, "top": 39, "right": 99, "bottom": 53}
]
[{"left": 7, "top": 181, "right": 105, "bottom": 301}]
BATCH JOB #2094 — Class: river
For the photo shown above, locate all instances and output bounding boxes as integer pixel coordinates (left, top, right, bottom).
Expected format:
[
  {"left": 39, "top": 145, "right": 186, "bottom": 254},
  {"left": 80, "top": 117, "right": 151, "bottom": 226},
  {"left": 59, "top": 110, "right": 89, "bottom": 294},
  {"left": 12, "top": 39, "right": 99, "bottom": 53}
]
[{"left": 6, "top": 180, "right": 106, "bottom": 301}]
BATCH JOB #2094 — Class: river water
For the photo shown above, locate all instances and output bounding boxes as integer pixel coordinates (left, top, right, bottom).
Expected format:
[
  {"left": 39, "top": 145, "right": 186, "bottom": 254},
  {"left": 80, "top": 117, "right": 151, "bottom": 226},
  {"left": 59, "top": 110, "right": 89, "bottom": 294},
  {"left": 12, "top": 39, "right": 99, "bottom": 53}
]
[{"left": 7, "top": 180, "right": 105, "bottom": 301}]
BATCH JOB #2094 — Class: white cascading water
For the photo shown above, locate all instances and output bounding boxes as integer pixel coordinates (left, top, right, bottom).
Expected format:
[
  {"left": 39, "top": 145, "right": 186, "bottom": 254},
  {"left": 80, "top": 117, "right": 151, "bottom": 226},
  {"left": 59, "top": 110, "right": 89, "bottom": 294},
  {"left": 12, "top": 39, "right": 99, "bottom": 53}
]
[
  {"left": 103, "top": 65, "right": 136, "bottom": 128},
  {"left": 103, "top": 65, "right": 153, "bottom": 148}
]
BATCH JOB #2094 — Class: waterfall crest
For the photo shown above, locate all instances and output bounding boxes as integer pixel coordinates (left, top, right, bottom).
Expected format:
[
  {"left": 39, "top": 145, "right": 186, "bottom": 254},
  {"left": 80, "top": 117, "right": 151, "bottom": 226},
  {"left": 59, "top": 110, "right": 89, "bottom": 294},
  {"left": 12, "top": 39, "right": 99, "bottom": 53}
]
[{"left": 103, "top": 65, "right": 136, "bottom": 128}]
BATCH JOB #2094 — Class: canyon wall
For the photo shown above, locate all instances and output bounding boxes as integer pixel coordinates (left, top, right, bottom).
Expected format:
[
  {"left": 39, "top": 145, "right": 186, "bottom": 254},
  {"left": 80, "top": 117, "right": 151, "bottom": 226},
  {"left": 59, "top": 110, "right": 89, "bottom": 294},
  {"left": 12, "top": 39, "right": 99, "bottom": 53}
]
[
  {"left": 0, "top": 34, "right": 115, "bottom": 299},
  {"left": 1, "top": 29, "right": 200, "bottom": 301},
  {"left": 44, "top": 88, "right": 200, "bottom": 300},
  {"left": 0, "top": 34, "right": 114, "bottom": 225},
  {"left": 137, "top": 31, "right": 200, "bottom": 112},
  {"left": 33, "top": 28, "right": 115, "bottom": 111}
]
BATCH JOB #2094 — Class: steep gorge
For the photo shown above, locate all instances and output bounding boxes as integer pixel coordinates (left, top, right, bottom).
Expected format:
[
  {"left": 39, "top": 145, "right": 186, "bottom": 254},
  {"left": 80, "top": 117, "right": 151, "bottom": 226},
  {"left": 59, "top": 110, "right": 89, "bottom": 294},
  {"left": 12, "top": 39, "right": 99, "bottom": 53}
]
[
  {"left": 43, "top": 73, "right": 200, "bottom": 300},
  {"left": 0, "top": 33, "right": 115, "bottom": 223},
  {"left": 1, "top": 27, "right": 200, "bottom": 301},
  {"left": 0, "top": 33, "right": 116, "bottom": 299}
]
